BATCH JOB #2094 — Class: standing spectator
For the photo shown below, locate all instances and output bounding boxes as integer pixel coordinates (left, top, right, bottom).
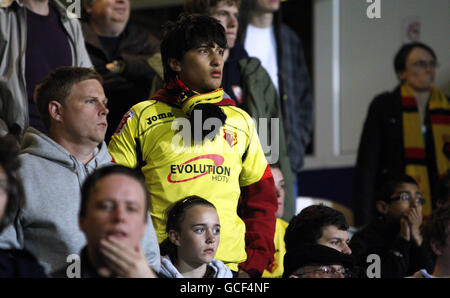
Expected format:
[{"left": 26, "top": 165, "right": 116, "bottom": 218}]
[
  {"left": 81, "top": 0, "right": 161, "bottom": 142},
  {"left": 53, "top": 165, "right": 158, "bottom": 278},
  {"left": 181, "top": 0, "right": 294, "bottom": 222},
  {"left": 0, "top": 67, "right": 160, "bottom": 275},
  {"left": 109, "top": 14, "right": 277, "bottom": 278},
  {"left": 239, "top": 0, "right": 314, "bottom": 200},
  {"left": 353, "top": 42, "right": 449, "bottom": 227},
  {"left": 410, "top": 205, "right": 450, "bottom": 278},
  {"left": 350, "top": 174, "right": 434, "bottom": 278},
  {"left": 159, "top": 196, "right": 232, "bottom": 278},
  {"left": 0, "top": 0, "right": 92, "bottom": 141},
  {"left": 0, "top": 136, "right": 47, "bottom": 278}
]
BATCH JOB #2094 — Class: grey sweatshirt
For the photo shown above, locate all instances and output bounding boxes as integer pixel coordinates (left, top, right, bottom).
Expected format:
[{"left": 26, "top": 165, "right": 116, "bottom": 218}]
[
  {"left": 159, "top": 255, "right": 233, "bottom": 278},
  {"left": 0, "top": 128, "right": 161, "bottom": 274}
]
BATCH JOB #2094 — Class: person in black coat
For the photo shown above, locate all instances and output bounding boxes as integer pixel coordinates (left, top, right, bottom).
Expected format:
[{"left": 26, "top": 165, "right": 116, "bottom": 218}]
[
  {"left": 81, "top": 0, "right": 160, "bottom": 142},
  {"left": 353, "top": 42, "right": 449, "bottom": 227},
  {"left": 349, "top": 174, "right": 434, "bottom": 278},
  {"left": 0, "top": 136, "right": 46, "bottom": 278}
]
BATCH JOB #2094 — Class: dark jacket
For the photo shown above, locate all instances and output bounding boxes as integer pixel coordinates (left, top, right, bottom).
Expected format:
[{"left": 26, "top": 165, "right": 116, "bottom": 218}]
[
  {"left": 352, "top": 85, "right": 442, "bottom": 227},
  {"left": 81, "top": 21, "right": 160, "bottom": 142},
  {"left": 349, "top": 217, "right": 433, "bottom": 278},
  {"left": 0, "top": 249, "right": 47, "bottom": 278},
  {"left": 239, "top": 20, "right": 314, "bottom": 175}
]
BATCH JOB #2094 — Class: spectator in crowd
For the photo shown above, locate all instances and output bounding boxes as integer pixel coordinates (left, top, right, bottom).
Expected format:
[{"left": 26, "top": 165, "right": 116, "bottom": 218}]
[
  {"left": 53, "top": 165, "right": 158, "bottom": 278},
  {"left": 0, "top": 136, "right": 47, "bottom": 277},
  {"left": 81, "top": 0, "right": 161, "bottom": 142},
  {"left": 285, "top": 204, "right": 352, "bottom": 255},
  {"left": 263, "top": 167, "right": 289, "bottom": 277},
  {"left": 0, "top": 0, "right": 92, "bottom": 142},
  {"left": 350, "top": 174, "right": 434, "bottom": 278},
  {"left": 410, "top": 205, "right": 450, "bottom": 278},
  {"left": 239, "top": 0, "right": 314, "bottom": 202},
  {"left": 283, "top": 244, "right": 354, "bottom": 278},
  {"left": 353, "top": 42, "right": 449, "bottom": 227},
  {"left": 159, "top": 196, "right": 232, "bottom": 278},
  {"left": 108, "top": 14, "right": 277, "bottom": 278},
  {"left": 181, "top": 0, "right": 294, "bottom": 222},
  {"left": 0, "top": 67, "right": 160, "bottom": 275}
]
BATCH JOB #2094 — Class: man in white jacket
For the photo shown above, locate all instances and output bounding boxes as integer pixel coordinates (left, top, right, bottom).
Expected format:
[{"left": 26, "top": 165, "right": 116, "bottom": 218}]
[{"left": 0, "top": 67, "right": 160, "bottom": 275}]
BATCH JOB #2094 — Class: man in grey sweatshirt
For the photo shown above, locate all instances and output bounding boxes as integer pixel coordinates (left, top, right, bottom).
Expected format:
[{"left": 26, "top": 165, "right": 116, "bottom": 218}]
[{"left": 0, "top": 67, "right": 160, "bottom": 275}]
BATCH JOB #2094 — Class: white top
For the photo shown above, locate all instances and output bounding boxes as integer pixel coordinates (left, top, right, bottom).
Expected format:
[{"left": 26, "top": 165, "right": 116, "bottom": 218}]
[{"left": 244, "top": 24, "right": 279, "bottom": 92}]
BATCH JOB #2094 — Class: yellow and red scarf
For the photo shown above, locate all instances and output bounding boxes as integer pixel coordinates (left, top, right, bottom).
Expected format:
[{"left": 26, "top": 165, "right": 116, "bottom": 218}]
[{"left": 402, "top": 84, "right": 450, "bottom": 215}]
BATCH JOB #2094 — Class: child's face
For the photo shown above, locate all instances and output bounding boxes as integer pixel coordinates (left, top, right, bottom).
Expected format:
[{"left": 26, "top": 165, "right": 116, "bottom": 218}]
[
  {"left": 171, "top": 43, "right": 224, "bottom": 93},
  {"left": 176, "top": 205, "right": 220, "bottom": 267}
]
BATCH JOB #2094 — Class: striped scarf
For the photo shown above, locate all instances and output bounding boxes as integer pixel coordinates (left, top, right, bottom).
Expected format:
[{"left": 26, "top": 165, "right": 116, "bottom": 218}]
[{"left": 402, "top": 84, "right": 450, "bottom": 215}]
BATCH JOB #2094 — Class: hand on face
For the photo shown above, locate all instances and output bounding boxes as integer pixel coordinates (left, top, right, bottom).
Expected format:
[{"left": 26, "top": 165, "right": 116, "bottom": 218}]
[
  {"left": 399, "top": 216, "right": 411, "bottom": 241},
  {"left": 97, "top": 237, "right": 157, "bottom": 278},
  {"left": 405, "top": 205, "right": 423, "bottom": 246}
]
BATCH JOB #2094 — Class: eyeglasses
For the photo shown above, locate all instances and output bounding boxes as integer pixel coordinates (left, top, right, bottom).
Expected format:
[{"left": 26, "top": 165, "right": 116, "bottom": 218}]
[
  {"left": 411, "top": 60, "right": 439, "bottom": 69},
  {"left": 294, "top": 266, "right": 350, "bottom": 278},
  {"left": 390, "top": 192, "right": 426, "bottom": 206}
]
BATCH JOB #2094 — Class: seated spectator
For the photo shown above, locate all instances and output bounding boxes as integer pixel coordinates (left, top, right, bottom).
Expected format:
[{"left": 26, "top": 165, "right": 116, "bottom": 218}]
[
  {"left": 0, "top": 67, "right": 160, "bottom": 275},
  {"left": 350, "top": 174, "right": 434, "bottom": 277},
  {"left": 108, "top": 14, "right": 277, "bottom": 277},
  {"left": 53, "top": 165, "right": 158, "bottom": 278},
  {"left": 435, "top": 170, "right": 450, "bottom": 209},
  {"left": 285, "top": 204, "right": 352, "bottom": 254},
  {"left": 353, "top": 42, "right": 449, "bottom": 227},
  {"left": 0, "top": 136, "right": 47, "bottom": 277},
  {"left": 82, "top": 0, "right": 160, "bottom": 142},
  {"left": 410, "top": 205, "right": 450, "bottom": 278},
  {"left": 283, "top": 244, "right": 354, "bottom": 278},
  {"left": 263, "top": 167, "right": 289, "bottom": 277},
  {"left": 159, "top": 196, "right": 232, "bottom": 278}
]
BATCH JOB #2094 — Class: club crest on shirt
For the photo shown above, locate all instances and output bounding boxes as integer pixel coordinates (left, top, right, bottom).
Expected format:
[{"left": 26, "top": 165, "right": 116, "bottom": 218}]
[
  {"left": 223, "top": 129, "right": 237, "bottom": 148},
  {"left": 114, "top": 110, "right": 135, "bottom": 135}
]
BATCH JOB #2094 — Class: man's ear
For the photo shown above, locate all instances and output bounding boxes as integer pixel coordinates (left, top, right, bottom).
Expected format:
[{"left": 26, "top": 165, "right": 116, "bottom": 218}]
[
  {"left": 168, "top": 229, "right": 181, "bottom": 247},
  {"left": 49, "top": 100, "right": 63, "bottom": 123},
  {"left": 430, "top": 240, "right": 442, "bottom": 256},
  {"left": 168, "top": 58, "right": 182, "bottom": 72},
  {"left": 376, "top": 200, "right": 388, "bottom": 215}
]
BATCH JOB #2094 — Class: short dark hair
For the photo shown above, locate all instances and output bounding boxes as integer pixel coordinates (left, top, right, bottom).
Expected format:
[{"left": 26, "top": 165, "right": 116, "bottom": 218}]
[
  {"left": 160, "top": 13, "right": 227, "bottom": 83},
  {"left": 284, "top": 204, "right": 349, "bottom": 251},
  {"left": 184, "top": 0, "right": 241, "bottom": 15},
  {"left": 377, "top": 173, "right": 418, "bottom": 203},
  {"left": 159, "top": 196, "right": 216, "bottom": 261},
  {"left": 421, "top": 205, "right": 450, "bottom": 255},
  {"left": 34, "top": 66, "right": 102, "bottom": 130},
  {"left": 393, "top": 42, "right": 437, "bottom": 80},
  {"left": 0, "top": 136, "right": 24, "bottom": 233},
  {"left": 79, "top": 164, "right": 149, "bottom": 221}
]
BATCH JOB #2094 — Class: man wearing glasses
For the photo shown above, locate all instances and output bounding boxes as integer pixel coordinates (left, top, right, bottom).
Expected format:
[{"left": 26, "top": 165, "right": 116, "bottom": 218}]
[
  {"left": 283, "top": 244, "right": 354, "bottom": 278},
  {"left": 349, "top": 174, "right": 434, "bottom": 278}
]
